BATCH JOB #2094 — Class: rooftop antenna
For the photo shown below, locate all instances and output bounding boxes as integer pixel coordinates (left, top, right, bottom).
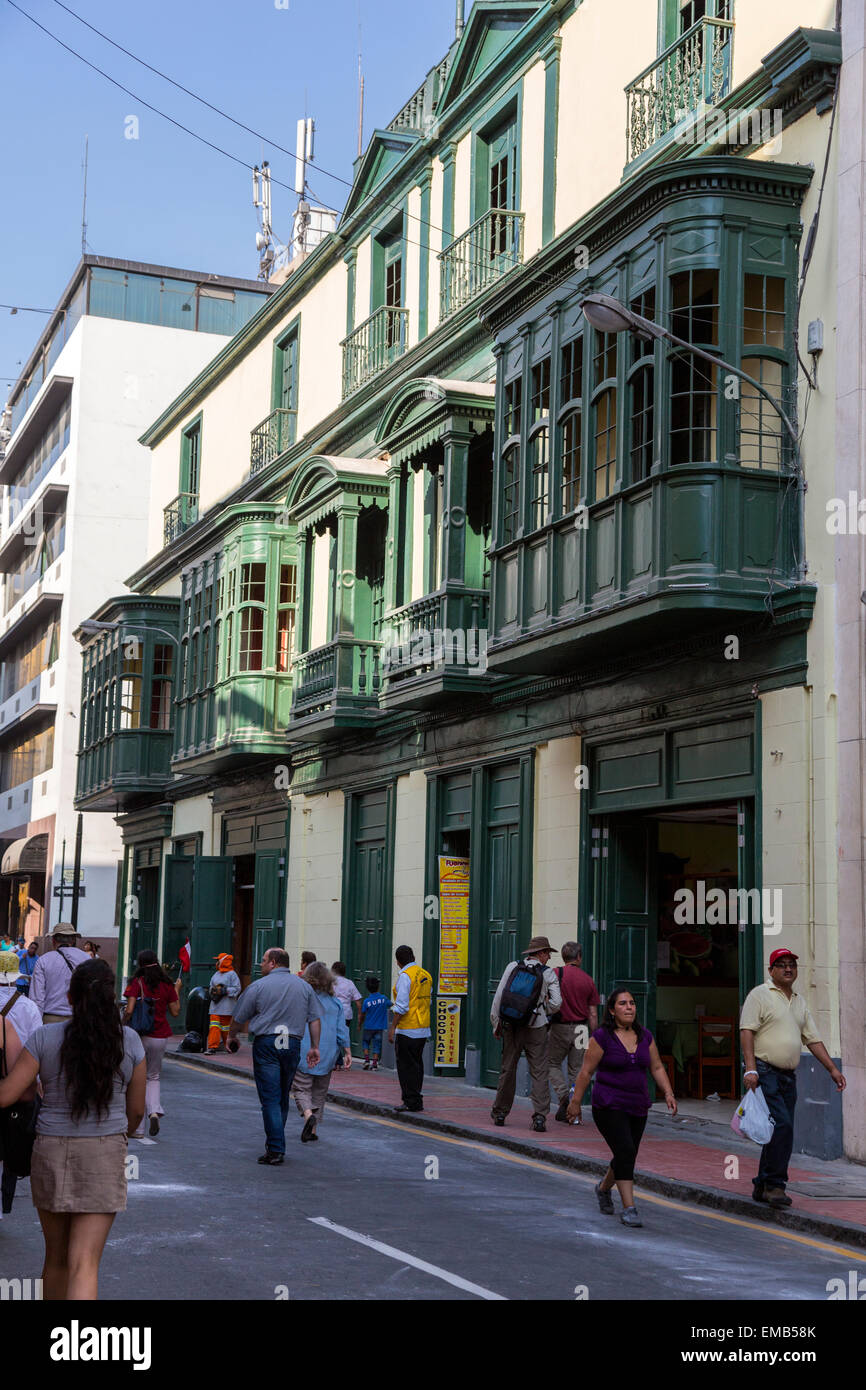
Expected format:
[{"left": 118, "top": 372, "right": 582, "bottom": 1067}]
[
  {"left": 455, "top": 0, "right": 465, "bottom": 40},
  {"left": 357, "top": 3, "right": 364, "bottom": 158},
  {"left": 252, "top": 162, "right": 275, "bottom": 279},
  {"left": 294, "top": 118, "right": 315, "bottom": 257},
  {"left": 80, "top": 135, "right": 89, "bottom": 256}
]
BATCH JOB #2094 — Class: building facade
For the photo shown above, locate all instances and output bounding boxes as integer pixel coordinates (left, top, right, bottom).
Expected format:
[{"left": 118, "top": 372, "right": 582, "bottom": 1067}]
[
  {"left": 75, "top": 1, "right": 861, "bottom": 1159},
  {"left": 0, "top": 257, "right": 269, "bottom": 951}
]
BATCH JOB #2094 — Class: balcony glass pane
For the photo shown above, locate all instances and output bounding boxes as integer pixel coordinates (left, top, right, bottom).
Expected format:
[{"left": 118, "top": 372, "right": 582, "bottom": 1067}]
[{"left": 239, "top": 607, "right": 264, "bottom": 672}]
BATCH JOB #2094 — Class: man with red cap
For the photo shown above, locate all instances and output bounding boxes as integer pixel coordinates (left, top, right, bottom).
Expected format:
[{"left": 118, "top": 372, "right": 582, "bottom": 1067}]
[{"left": 740, "top": 948, "right": 845, "bottom": 1209}]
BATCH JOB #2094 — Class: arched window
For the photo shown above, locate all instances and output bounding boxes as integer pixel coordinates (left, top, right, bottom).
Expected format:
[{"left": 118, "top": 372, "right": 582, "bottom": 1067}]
[
  {"left": 739, "top": 275, "right": 786, "bottom": 471},
  {"left": 277, "top": 564, "right": 297, "bottom": 672},
  {"left": 559, "top": 335, "right": 583, "bottom": 514},
  {"left": 529, "top": 358, "right": 550, "bottom": 531},
  {"left": 500, "top": 375, "right": 522, "bottom": 543},
  {"left": 238, "top": 563, "right": 266, "bottom": 671},
  {"left": 591, "top": 330, "right": 618, "bottom": 500},
  {"left": 628, "top": 288, "right": 655, "bottom": 482},
  {"left": 669, "top": 269, "right": 719, "bottom": 465}
]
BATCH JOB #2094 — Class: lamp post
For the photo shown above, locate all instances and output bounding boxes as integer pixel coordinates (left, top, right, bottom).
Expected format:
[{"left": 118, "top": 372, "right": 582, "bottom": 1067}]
[
  {"left": 75, "top": 618, "right": 179, "bottom": 647},
  {"left": 579, "top": 292, "right": 799, "bottom": 458}
]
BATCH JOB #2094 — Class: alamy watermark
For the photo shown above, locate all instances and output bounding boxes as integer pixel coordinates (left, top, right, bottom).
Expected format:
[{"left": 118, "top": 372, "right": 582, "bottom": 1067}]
[
  {"left": 379, "top": 625, "right": 488, "bottom": 675},
  {"left": 674, "top": 108, "right": 783, "bottom": 152},
  {"left": 673, "top": 880, "right": 783, "bottom": 934}
]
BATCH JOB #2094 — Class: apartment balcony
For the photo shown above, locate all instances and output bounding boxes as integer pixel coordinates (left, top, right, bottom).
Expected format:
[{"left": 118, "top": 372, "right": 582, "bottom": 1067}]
[
  {"left": 439, "top": 209, "right": 525, "bottom": 320},
  {"left": 76, "top": 729, "right": 174, "bottom": 812},
  {"left": 341, "top": 306, "right": 409, "bottom": 399},
  {"left": 250, "top": 407, "right": 297, "bottom": 475},
  {"left": 380, "top": 586, "right": 492, "bottom": 709},
  {"left": 625, "top": 15, "right": 734, "bottom": 164},
  {"left": 163, "top": 491, "right": 199, "bottom": 546},
  {"left": 287, "top": 636, "right": 383, "bottom": 742}
]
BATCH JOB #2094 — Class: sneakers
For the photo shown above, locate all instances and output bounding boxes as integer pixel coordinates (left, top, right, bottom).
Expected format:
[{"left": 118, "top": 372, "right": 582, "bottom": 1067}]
[
  {"left": 491, "top": 1110, "right": 506, "bottom": 1127},
  {"left": 764, "top": 1186, "right": 793, "bottom": 1208},
  {"left": 257, "top": 1151, "right": 284, "bottom": 1165},
  {"left": 371, "top": 1061, "right": 379, "bottom": 1071},
  {"left": 620, "top": 1206, "right": 643, "bottom": 1228},
  {"left": 148, "top": 1115, "right": 160, "bottom": 1137},
  {"left": 554, "top": 1098, "right": 571, "bottom": 1124},
  {"left": 301, "top": 1116, "right": 317, "bottom": 1143},
  {"left": 362, "top": 1061, "right": 371, "bottom": 1070},
  {"left": 532, "top": 1115, "right": 547, "bottom": 1133},
  {"left": 595, "top": 1180, "right": 615, "bottom": 1215}
]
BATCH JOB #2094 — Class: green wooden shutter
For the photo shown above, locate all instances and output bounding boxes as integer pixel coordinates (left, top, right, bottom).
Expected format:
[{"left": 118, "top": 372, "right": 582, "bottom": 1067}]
[
  {"left": 163, "top": 855, "right": 194, "bottom": 974},
  {"left": 604, "top": 819, "right": 659, "bottom": 1037},
  {"left": 189, "top": 857, "right": 233, "bottom": 990},
  {"left": 252, "top": 849, "right": 284, "bottom": 977}
]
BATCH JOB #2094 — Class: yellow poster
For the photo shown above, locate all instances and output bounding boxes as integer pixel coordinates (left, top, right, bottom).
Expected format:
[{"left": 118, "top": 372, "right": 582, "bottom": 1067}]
[
  {"left": 438, "top": 855, "right": 469, "bottom": 995},
  {"left": 434, "top": 998, "right": 461, "bottom": 1067}
]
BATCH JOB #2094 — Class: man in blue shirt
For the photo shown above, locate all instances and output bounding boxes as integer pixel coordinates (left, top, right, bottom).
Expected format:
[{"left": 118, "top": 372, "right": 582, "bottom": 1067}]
[
  {"left": 17, "top": 940, "right": 39, "bottom": 993},
  {"left": 360, "top": 975, "right": 390, "bottom": 1070}
]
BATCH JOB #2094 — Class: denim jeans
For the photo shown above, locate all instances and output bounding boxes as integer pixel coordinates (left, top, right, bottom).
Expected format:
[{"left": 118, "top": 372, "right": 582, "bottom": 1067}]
[
  {"left": 755, "top": 1058, "right": 797, "bottom": 1191},
  {"left": 252, "top": 1034, "right": 301, "bottom": 1156},
  {"left": 363, "top": 1029, "right": 383, "bottom": 1058}
]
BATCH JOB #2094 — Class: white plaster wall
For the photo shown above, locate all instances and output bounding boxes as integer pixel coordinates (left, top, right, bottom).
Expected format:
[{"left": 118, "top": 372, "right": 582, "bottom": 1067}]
[
  {"left": 392, "top": 770, "right": 427, "bottom": 976},
  {"left": 532, "top": 735, "right": 581, "bottom": 941},
  {"left": 172, "top": 794, "right": 217, "bottom": 855},
  {"left": 285, "top": 788, "right": 344, "bottom": 965},
  {"left": 521, "top": 59, "right": 546, "bottom": 262}
]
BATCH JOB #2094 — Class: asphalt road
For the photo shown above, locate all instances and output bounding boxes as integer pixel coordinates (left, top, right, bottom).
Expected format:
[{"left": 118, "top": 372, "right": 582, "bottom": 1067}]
[{"left": 1, "top": 1058, "right": 862, "bottom": 1302}]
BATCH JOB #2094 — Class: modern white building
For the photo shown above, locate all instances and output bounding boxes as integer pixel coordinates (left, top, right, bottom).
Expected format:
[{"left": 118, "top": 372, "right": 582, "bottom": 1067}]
[{"left": 0, "top": 256, "right": 270, "bottom": 955}]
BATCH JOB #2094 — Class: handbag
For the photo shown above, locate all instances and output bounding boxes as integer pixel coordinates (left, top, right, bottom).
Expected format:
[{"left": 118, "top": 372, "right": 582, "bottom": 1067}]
[
  {"left": 128, "top": 981, "right": 156, "bottom": 1036},
  {"left": 0, "top": 999, "right": 40, "bottom": 1177}
]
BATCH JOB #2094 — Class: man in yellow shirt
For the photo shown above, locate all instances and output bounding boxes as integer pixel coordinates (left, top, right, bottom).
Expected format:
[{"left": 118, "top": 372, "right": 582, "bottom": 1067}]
[{"left": 740, "top": 948, "right": 845, "bottom": 1209}]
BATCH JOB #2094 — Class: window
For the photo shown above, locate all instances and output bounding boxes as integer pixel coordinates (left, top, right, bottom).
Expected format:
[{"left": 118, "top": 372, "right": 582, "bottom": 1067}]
[
  {"left": 1, "top": 724, "right": 54, "bottom": 790},
  {"left": 277, "top": 564, "right": 297, "bottom": 672},
  {"left": 272, "top": 325, "right": 299, "bottom": 449},
  {"left": 591, "top": 331, "right": 618, "bottom": 500},
  {"left": 670, "top": 270, "right": 719, "bottom": 465},
  {"left": 149, "top": 644, "right": 174, "bottom": 730},
  {"left": 560, "top": 337, "right": 584, "bottom": 515},
  {"left": 739, "top": 274, "right": 786, "bottom": 470},
  {"left": 180, "top": 418, "right": 201, "bottom": 500},
  {"left": 628, "top": 288, "right": 655, "bottom": 482},
  {"left": 119, "top": 647, "right": 142, "bottom": 731},
  {"left": 486, "top": 113, "right": 519, "bottom": 261},
  {"left": 238, "top": 563, "right": 266, "bottom": 672},
  {"left": 529, "top": 359, "right": 550, "bottom": 531},
  {"left": 500, "top": 376, "right": 522, "bottom": 543}
]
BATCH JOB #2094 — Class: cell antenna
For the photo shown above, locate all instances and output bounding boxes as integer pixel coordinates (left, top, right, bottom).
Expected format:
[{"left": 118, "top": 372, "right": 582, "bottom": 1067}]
[{"left": 81, "top": 135, "right": 89, "bottom": 255}]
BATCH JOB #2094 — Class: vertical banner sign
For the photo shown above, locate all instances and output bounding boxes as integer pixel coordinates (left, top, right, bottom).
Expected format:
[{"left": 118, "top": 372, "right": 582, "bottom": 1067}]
[
  {"left": 435, "top": 998, "right": 461, "bottom": 1067},
  {"left": 437, "top": 855, "right": 470, "bottom": 995}
]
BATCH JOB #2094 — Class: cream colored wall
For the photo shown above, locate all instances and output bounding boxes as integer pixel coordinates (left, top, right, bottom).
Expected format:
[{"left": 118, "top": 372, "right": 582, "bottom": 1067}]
[
  {"left": 411, "top": 468, "right": 426, "bottom": 599},
  {"left": 285, "top": 789, "right": 344, "bottom": 965},
  {"left": 392, "top": 771, "right": 428, "bottom": 983},
  {"left": 427, "top": 156, "right": 445, "bottom": 335},
  {"left": 406, "top": 185, "right": 422, "bottom": 350},
  {"left": 172, "top": 794, "right": 218, "bottom": 855},
  {"left": 453, "top": 132, "right": 472, "bottom": 241},
  {"left": 532, "top": 735, "right": 581, "bottom": 941},
  {"left": 354, "top": 234, "right": 372, "bottom": 330},
  {"left": 521, "top": 59, "right": 546, "bottom": 262},
  {"left": 310, "top": 529, "right": 331, "bottom": 649},
  {"left": 294, "top": 259, "right": 346, "bottom": 439},
  {"left": 760, "top": 681, "right": 838, "bottom": 1053},
  {"left": 731, "top": 0, "right": 836, "bottom": 88}
]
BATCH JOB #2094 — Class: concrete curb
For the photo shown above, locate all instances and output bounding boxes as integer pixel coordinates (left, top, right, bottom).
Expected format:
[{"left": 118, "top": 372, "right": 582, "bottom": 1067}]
[{"left": 165, "top": 1051, "right": 866, "bottom": 1251}]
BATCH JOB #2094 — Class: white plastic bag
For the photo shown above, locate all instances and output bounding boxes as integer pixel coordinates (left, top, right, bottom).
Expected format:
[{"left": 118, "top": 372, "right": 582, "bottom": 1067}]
[{"left": 734, "top": 1087, "right": 775, "bottom": 1145}]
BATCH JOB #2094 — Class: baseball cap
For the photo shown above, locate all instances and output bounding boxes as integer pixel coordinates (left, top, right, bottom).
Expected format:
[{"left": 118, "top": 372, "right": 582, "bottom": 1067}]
[{"left": 769, "top": 948, "right": 799, "bottom": 968}]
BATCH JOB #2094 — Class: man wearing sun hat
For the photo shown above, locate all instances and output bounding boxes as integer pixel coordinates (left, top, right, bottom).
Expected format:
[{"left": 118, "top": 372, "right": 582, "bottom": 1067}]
[
  {"left": 490, "top": 935, "right": 562, "bottom": 1133},
  {"left": 740, "top": 948, "right": 846, "bottom": 1209},
  {"left": 28, "top": 923, "right": 90, "bottom": 1022}
]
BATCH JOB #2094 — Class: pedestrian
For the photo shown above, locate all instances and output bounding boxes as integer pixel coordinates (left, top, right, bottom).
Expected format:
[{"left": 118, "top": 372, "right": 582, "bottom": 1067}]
[
  {"left": 227, "top": 948, "right": 322, "bottom": 1165},
  {"left": 297, "top": 950, "right": 316, "bottom": 977},
  {"left": 122, "top": 949, "right": 181, "bottom": 1137},
  {"left": 740, "top": 948, "right": 845, "bottom": 1209},
  {"left": 549, "top": 941, "right": 600, "bottom": 1123},
  {"left": 29, "top": 924, "right": 90, "bottom": 1022},
  {"left": 291, "top": 962, "right": 351, "bottom": 1142},
  {"left": 206, "top": 952, "right": 242, "bottom": 1053},
  {"left": 489, "top": 936, "right": 562, "bottom": 1132},
  {"left": 82, "top": 941, "right": 101, "bottom": 959},
  {"left": 16, "top": 940, "right": 39, "bottom": 995},
  {"left": 0, "top": 949, "right": 41, "bottom": 1219},
  {"left": 0, "top": 958, "right": 145, "bottom": 1299},
  {"left": 567, "top": 988, "right": 676, "bottom": 1227},
  {"left": 387, "top": 946, "right": 433, "bottom": 1113},
  {"left": 331, "top": 961, "right": 362, "bottom": 1032},
  {"left": 360, "top": 975, "right": 389, "bottom": 1070}
]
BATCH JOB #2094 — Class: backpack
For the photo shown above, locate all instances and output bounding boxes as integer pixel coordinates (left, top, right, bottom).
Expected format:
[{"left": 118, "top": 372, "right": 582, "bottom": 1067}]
[
  {"left": 499, "top": 960, "right": 546, "bottom": 1026},
  {"left": 128, "top": 980, "right": 156, "bottom": 1036}
]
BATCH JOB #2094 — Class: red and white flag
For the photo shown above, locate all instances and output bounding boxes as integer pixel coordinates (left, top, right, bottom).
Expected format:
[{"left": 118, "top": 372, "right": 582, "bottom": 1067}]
[{"left": 179, "top": 938, "right": 191, "bottom": 974}]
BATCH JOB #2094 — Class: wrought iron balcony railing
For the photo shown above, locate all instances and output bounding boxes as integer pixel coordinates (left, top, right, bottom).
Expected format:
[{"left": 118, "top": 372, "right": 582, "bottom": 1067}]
[
  {"left": 625, "top": 16, "right": 734, "bottom": 163},
  {"left": 341, "top": 306, "right": 410, "bottom": 399},
  {"left": 163, "top": 491, "right": 199, "bottom": 546},
  {"left": 439, "top": 209, "right": 525, "bottom": 320},
  {"left": 250, "top": 408, "right": 297, "bottom": 475}
]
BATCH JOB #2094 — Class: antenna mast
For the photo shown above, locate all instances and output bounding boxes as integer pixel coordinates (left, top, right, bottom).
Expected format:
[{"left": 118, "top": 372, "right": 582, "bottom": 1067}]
[
  {"left": 81, "top": 135, "right": 89, "bottom": 256},
  {"left": 357, "top": 5, "right": 364, "bottom": 158}
]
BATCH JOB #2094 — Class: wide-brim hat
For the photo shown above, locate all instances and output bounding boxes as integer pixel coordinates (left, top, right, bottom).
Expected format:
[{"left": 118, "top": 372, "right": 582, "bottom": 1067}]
[
  {"left": 525, "top": 936, "right": 558, "bottom": 955},
  {"left": 52, "top": 922, "right": 80, "bottom": 938},
  {"left": 0, "top": 951, "right": 22, "bottom": 981}
]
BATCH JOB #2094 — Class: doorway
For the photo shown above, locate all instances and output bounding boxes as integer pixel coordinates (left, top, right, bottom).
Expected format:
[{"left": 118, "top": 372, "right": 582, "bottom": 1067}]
[{"left": 232, "top": 854, "right": 255, "bottom": 987}]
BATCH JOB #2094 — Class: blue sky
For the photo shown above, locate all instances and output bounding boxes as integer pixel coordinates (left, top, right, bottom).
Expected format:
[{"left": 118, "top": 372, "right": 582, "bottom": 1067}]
[{"left": 0, "top": 0, "right": 457, "bottom": 396}]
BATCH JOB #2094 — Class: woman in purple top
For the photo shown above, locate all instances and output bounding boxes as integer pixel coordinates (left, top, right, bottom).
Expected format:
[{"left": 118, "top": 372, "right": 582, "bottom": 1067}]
[{"left": 567, "top": 988, "right": 676, "bottom": 1227}]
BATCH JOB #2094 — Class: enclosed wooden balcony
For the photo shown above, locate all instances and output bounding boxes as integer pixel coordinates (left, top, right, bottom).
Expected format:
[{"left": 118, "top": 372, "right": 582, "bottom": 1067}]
[
  {"left": 287, "top": 637, "right": 383, "bottom": 742},
  {"left": 380, "top": 586, "right": 492, "bottom": 709}
]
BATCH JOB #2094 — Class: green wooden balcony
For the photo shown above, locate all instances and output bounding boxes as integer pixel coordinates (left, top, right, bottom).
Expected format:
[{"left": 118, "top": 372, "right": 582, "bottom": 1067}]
[
  {"left": 341, "top": 306, "right": 409, "bottom": 398},
  {"left": 250, "top": 408, "right": 297, "bottom": 475},
  {"left": 287, "top": 636, "right": 383, "bottom": 741},
  {"left": 439, "top": 209, "right": 525, "bottom": 320},
  {"left": 625, "top": 15, "right": 734, "bottom": 163},
  {"left": 163, "top": 491, "right": 199, "bottom": 545},
  {"left": 380, "top": 586, "right": 491, "bottom": 708},
  {"left": 76, "top": 729, "right": 174, "bottom": 811},
  {"left": 487, "top": 465, "right": 811, "bottom": 676}
]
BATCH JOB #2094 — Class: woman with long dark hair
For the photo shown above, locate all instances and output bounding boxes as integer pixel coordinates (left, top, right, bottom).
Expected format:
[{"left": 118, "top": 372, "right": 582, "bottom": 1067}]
[
  {"left": 567, "top": 987, "right": 676, "bottom": 1227},
  {"left": 122, "top": 949, "right": 180, "bottom": 1136},
  {"left": 0, "top": 957, "right": 145, "bottom": 1299}
]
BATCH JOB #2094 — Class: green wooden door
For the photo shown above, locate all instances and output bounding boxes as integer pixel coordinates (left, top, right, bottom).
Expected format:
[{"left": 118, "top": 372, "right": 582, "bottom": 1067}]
[
  {"left": 132, "top": 861, "right": 159, "bottom": 957},
  {"left": 189, "top": 857, "right": 233, "bottom": 991},
  {"left": 252, "top": 849, "right": 285, "bottom": 978},
  {"left": 343, "top": 787, "right": 394, "bottom": 1046},
  {"left": 163, "top": 854, "right": 194, "bottom": 974},
  {"left": 737, "top": 798, "right": 760, "bottom": 1006},
  {"left": 476, "top": 760, "right": 531, "bottom": 1088},
  {"left": 602, "top": 818, "right": 659, "bottom": 1036}
]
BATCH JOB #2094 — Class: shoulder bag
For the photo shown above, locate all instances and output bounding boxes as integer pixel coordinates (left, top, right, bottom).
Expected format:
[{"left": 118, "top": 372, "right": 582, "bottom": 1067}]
[{"left": 0, "top": 995, "right": 40, "bottom": 1177}]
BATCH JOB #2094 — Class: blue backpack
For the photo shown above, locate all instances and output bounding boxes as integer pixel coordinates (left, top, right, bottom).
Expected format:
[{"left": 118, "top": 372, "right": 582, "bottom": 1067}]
[{"left": 499, "top": 960, "right": 545, "bottom": 1025}]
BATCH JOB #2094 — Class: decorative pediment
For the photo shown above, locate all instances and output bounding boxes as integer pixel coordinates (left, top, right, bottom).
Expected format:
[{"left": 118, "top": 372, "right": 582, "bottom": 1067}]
[
  {"left": 376, "top": 376, "right": 496, "bottom": 462},
  {"left": 340, "top": 130, "right": 420, "bottom": 223},
  {"left": 436, "top": 2, "right": 544, "bottom": 114},
  {"left": 284, "top": 455, "right": 390, "bottom": 527}
]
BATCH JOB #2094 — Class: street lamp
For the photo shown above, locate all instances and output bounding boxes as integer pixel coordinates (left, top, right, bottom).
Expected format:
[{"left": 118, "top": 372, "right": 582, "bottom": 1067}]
[
  {"left": 579, "top": 292, "right": 799, "bottom": 455},
  {"left": 75, "top": 618, "right": 179, "bottom": 647}
]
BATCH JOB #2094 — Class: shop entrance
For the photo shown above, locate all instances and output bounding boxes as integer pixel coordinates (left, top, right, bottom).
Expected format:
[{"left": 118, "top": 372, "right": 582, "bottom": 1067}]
[
  {"left": 232, "top": 854, "right": 256, "bottom": 987},
  {"left": 587, "top": 802, "right": 757, "bottom": 1099}
]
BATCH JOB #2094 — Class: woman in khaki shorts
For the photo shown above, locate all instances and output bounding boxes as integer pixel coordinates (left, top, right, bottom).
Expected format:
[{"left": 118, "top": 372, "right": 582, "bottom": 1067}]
[{"left": 0, "top": 957, "right": 145, "bottom": 1300}]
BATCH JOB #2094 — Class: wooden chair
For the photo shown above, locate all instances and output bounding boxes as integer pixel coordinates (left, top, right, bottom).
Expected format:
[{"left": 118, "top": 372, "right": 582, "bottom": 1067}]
[{"left": 695, "top": 1015, "right": 736, "bottom": 1099}]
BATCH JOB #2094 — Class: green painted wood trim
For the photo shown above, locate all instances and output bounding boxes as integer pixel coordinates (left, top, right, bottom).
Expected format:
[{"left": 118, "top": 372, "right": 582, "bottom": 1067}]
[
  {"left": 470, "top": 84, "right": 523, "bottom": 225},
  {"left": 440, "top": 143, "right": 457, "bottom": 249},
  {"left": 270, "top": 313, "right": 302, "bottom": 415},
  {"left": 179, "top": 411, "right": 203, "bottom": 497},
  {"left": 541, "top": 36, "right": 561, "bottom": 245},
  {"left": 343, "top": 248, "right": 358, "bottom": 338},
  {"left": 369, "top": 200, "right": 407, "bottom": 316},
  {"left": 417, "top": 167, "right": 433, "bottom": 339}
]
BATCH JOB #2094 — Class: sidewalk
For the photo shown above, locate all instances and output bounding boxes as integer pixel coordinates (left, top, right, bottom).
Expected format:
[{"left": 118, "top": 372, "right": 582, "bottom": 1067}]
[{"left": 165, "top": 1042, "right": 866, "bottom": 1249}]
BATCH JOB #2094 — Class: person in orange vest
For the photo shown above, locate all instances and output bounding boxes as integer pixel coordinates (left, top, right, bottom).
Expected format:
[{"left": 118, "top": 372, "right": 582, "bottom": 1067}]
[{"left": 387, "top": 945, "right": 432, "bottom": 1113}]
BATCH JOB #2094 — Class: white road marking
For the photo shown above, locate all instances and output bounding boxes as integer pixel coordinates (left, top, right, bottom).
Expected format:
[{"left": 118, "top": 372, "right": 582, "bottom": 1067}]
[
  {"left": 308, "top": 1216, "right": 507, "bottom": 1300},
  {"left": 126, "top": 1183, "right": 204, "bottom": 1194},
  {"left": 130, "top": 1137, "right": 157, "bottom": 1145}
]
